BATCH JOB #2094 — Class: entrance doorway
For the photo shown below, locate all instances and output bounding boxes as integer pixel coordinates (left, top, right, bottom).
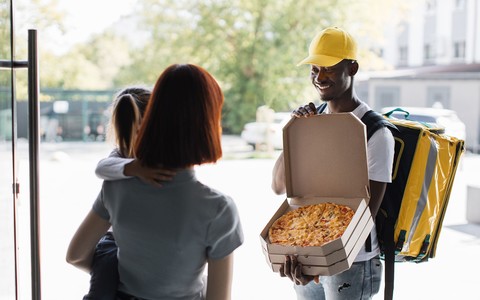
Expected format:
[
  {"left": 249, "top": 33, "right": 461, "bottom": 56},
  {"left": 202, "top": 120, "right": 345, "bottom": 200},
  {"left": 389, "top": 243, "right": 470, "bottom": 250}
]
[{"left": 0, "top": 0, "right": 41, "bottom": 299}]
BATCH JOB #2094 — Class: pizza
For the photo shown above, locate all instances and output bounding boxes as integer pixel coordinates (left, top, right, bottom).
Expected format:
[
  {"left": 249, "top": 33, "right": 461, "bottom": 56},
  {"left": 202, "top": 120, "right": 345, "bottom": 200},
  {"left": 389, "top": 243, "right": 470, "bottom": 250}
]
[{"left": 268, "top": 202, "right": 355, "bottom": 247}]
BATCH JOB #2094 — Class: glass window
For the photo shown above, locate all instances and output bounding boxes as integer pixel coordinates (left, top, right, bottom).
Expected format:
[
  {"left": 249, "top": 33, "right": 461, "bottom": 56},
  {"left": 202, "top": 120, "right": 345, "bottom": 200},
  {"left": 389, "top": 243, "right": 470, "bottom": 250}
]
[
  {"left": 455, "top": 0, "right": 465, "bottom": 10},
  {"left": 426, "top": 0, "right": 437, "bottom": 12},
  {"left": 424, "top": 43, "right": 435, "bottom": 60},
  {"left": 0, "top": 0, "right": 17, "bottom": 299},
  {"left": 375, "top": 86, "right": 400, "bottom": 110},
  {"left": 427, "top": 86, "right": 451, "bottom": 108},
  {"left": 398, "top": 46, "right": 408, "bottom": 64},
  {"left": 453, "top": 41, "right": 466, "bottom": 58}
]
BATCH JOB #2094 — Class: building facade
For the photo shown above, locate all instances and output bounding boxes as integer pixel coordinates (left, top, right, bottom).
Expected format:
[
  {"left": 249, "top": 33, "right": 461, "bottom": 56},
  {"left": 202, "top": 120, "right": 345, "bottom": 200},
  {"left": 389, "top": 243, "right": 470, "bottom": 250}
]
[{"left": 360, "top": 0, "right": 480, "bottom": 152}]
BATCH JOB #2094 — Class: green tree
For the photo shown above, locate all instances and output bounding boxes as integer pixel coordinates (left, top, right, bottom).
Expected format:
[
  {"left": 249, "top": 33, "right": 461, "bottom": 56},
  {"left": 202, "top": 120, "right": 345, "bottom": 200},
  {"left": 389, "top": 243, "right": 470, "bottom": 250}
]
[
  {"left": 115, "top": 0, "right": 413, "bottom": 133},
  {"left": 42, "top": 30, "right": 133, "bottom": 90},
  {"left": 13, "top": 1, "right": 135, "bottom": 96},
  {"left": 16, "top": 0, "right": 414, "bottom": 132},
  {"left": 7, "top": 0, "right": 67, "bottom": 100}
]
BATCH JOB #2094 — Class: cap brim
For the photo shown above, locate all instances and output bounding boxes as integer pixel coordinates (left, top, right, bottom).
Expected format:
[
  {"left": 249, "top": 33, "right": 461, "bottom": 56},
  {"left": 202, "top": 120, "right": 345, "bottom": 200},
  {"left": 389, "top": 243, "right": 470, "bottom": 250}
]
[{"left": 296, "top": 55, "right": 343, "bottom": 67}]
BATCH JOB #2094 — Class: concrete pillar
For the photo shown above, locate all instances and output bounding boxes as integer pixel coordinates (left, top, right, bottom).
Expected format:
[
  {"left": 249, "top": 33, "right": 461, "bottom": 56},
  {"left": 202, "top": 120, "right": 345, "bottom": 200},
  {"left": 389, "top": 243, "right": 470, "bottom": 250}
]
[{"left": 466, "top": 185, "right": 480, "bottom": 224}]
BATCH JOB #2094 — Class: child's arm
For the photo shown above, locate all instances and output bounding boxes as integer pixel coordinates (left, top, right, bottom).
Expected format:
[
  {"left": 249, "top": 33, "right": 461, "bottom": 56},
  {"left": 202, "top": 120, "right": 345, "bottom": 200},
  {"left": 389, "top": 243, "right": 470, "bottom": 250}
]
[
  {"left": 95, "top": 150, "right": 134, "bottom": 180},
  {"left": 95, "top": 150, "right": 175, "bottom": 186},
  {"left": 122, "top": 159, "right": 176, "bottom": 187}
]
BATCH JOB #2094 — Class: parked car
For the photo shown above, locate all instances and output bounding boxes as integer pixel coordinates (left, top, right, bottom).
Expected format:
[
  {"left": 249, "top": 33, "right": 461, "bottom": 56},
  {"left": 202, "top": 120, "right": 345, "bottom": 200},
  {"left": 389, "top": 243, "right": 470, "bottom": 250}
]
[
  {"left": 381, "top": 106, "right": 466, "bottom": 140},
  {"left": 240, "top": 112, "right": 292, "bottom": 150}
]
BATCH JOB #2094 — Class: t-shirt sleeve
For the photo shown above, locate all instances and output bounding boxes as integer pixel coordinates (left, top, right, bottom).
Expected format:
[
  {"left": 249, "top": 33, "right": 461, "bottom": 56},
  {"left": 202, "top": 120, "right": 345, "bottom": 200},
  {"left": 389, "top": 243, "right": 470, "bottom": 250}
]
[
  {"left": 95, "top": 149, "right": 135, "bottom": 180},
  {"left": 206, "top": 197, "right": 244, "bottom": 260},
  {"left": 367, "top": 126, "right": 395, "bottom": 183},
  {"left": 92, "top": 185, "right": 110, "bottom": 221}
]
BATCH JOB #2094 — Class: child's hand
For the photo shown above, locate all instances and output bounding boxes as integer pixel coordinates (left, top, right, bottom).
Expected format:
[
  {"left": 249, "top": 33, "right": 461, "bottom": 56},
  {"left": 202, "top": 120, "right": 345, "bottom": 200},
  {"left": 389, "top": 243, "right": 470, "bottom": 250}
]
[{"left": 124, "top": 160, "right": 175, "bottom": 187}]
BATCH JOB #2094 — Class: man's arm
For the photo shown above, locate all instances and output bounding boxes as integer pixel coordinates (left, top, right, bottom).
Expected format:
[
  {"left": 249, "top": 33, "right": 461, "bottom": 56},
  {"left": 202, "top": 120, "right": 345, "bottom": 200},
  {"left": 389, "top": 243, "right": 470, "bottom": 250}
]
[
  {"left": 272, "top": 102, "right": 319, "bottom": 195},
  {"left": 366, "top": 127, "right": 395, "bottom": 217},
  {"left": 368, "top": 180, "right": 387, "bottom": 217},
  {"left": 271, "top": 152, "right": 286, "bottom": 195}
]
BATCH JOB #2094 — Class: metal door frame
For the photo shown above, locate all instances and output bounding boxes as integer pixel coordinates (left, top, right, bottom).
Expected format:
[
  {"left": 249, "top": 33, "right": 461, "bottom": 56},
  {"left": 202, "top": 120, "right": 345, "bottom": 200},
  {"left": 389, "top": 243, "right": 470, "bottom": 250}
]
[{"left": 0, "top": 0, "right": 41, "bottom": 299}]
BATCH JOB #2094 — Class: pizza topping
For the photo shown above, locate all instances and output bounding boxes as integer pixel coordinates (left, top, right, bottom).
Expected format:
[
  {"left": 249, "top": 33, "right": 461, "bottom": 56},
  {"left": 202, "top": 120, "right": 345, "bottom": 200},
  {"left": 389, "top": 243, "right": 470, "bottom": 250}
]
[{"left": 268, "top": 202, "right": 354, "bottom": 247}]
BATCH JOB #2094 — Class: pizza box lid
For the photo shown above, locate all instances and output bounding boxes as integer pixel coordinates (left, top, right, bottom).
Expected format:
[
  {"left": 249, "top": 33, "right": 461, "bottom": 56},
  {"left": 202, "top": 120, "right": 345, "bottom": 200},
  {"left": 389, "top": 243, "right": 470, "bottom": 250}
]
[{"left": 283, "top": 113, "right": 369, "bottom": 201}]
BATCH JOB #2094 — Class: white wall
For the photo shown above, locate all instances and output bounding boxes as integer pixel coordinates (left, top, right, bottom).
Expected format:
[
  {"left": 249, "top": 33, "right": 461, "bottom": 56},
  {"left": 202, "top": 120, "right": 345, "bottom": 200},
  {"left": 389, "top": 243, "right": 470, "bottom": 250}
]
[
  {"left": 368, "top": 78, "right": 480, "bottom": 151},
  {"left": 382, "top": 0, "right": 478, "bottom": 67}
]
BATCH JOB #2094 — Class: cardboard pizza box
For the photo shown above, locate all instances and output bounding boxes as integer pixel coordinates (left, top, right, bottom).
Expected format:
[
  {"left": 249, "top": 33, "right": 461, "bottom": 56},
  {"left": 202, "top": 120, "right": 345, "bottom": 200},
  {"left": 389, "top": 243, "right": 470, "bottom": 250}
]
[
  {"left": 260, "top": 113, "right": 373, "bottom": 276},
  {"left": 268, "top": 215, "right": 374, "bottom": 276},
  {"left": 264, "top": 197, "right": 372, "bottom": 265},
  {"left": 260, "top": 196, "right": 370, "bottom": 257}
]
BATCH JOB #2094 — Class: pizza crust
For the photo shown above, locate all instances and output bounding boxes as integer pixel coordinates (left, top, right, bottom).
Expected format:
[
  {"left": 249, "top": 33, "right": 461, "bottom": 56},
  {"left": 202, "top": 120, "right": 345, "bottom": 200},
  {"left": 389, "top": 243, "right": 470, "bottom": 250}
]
[{"left": 268, "top": 202, "right": 355, "bottom": 247}]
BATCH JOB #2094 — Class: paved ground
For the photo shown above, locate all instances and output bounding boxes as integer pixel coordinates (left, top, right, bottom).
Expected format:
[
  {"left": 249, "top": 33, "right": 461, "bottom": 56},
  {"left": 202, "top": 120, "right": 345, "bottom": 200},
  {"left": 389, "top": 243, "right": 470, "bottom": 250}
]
[{"left": 11, "top": 137, "right": 480, "bottom": 299}]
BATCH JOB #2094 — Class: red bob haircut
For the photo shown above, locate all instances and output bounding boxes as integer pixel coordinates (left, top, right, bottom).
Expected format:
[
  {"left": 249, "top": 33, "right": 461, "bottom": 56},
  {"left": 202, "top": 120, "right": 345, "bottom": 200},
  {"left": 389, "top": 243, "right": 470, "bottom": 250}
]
[{"left": 134, "top": 64, "right": 224, "bottom": 168}]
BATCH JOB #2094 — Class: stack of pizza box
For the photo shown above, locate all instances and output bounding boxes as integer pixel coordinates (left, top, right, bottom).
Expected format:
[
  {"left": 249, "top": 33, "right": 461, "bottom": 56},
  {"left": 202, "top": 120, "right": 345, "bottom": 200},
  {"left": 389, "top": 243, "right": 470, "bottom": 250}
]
[{"left": 260, "top": 113, "right": 374, "bottom": 276}]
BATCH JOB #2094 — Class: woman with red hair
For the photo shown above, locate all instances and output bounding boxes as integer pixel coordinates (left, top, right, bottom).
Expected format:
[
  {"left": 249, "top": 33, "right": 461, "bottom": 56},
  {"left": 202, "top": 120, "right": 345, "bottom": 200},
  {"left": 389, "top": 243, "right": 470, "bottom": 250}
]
[{"left": 67, "top": 64, "right": 244, "bottom": 300}]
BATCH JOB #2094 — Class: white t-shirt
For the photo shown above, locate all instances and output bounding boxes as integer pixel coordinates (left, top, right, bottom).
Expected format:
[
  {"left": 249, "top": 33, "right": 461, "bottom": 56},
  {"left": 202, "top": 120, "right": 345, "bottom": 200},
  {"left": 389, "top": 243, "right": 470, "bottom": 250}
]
[{"left": 323, "top": 101, "right": 395, "bottom": 261}]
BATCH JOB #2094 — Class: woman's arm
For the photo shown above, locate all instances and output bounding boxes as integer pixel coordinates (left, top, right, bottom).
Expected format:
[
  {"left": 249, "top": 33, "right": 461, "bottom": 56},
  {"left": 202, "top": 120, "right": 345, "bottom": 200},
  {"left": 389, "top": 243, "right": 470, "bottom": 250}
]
[
  {"left": 205, "top": 253, "right": 234, "bottom": 300},
  {"left": 66, "top": 209, "right": 111, "bottom": 273}
]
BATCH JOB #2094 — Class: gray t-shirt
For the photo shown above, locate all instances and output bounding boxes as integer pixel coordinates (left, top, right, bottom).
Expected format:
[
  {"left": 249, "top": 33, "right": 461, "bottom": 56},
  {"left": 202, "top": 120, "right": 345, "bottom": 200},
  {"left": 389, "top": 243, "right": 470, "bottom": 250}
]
[{"left": 93, "top": 169, "right": 244, "bottom": 300}]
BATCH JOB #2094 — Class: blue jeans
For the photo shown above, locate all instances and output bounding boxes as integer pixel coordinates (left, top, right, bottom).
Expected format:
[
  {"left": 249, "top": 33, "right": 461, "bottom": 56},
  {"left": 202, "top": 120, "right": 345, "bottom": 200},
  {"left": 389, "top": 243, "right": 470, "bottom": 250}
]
[
  {"left": 83, "top": 232, "right": 119, "bottom": 300},
  {"left": 294, "top": 257, "right": 382, "bottom": 300}
]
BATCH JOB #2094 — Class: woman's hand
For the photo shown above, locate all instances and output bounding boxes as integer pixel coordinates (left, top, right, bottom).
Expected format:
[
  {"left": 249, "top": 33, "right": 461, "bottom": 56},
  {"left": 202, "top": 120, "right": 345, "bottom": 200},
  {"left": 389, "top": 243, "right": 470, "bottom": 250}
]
[
  {"left": 124, "top": 160, "right": 176, "bottom": 187},
  {"left": 279, "top": 255, "right": 319, "bottom": 286}
]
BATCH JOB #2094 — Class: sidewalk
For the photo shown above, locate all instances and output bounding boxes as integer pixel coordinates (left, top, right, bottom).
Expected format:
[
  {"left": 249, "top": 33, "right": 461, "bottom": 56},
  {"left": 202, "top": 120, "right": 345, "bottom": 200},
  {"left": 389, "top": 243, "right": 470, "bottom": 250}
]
[{"left": 18, "top": 140, "right": 480, "bottom": 300}]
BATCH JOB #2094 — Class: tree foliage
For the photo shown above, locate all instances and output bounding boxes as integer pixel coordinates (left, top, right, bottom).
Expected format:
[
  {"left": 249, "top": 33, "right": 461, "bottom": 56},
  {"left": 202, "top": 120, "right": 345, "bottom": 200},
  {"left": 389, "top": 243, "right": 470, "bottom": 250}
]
[
  {"left": 113, "top": 0, "right": 413, "bottom": 133},
  {"left": 17, "top": 0, "right": 414, "bottom": 133}
]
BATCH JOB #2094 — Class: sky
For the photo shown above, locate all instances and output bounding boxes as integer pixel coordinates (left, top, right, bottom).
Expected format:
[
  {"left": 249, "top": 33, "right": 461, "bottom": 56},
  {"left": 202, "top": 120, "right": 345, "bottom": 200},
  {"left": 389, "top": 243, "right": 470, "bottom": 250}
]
[
  {"left": 49, "top": 0, "right": 138, "bottom": 53},
  {"left": 58, "top": 0, "right": 137, "bottom": 36}
]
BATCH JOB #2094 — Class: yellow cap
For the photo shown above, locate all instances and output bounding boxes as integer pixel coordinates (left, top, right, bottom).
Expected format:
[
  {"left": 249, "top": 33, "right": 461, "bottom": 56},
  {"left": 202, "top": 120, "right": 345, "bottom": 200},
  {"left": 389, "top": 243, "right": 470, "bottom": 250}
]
[{"left": 297, "top": 27, "right": 357, "bottom": 67}]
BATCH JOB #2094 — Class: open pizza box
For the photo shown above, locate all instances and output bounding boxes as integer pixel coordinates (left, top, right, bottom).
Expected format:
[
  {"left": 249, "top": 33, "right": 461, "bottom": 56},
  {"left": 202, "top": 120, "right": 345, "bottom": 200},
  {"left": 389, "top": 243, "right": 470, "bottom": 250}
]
[{"left": 259, "top": 113, "right": 374, "bottom": 276}]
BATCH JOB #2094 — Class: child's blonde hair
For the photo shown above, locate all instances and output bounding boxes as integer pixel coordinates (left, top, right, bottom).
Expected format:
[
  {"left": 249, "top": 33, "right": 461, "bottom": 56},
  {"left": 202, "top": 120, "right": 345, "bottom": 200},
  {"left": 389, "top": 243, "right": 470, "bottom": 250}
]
[{"left": 107, "top": 86, "right": 151, "bottom": 158}]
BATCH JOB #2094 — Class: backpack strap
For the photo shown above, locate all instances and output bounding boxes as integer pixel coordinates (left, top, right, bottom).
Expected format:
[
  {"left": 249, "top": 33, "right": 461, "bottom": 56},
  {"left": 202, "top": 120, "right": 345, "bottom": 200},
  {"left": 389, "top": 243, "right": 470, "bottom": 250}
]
[
  {"left": 383, "top": 218, "right": 396, "bottom": 300},
  {"left": 317, "top": 102, "right": 328, "bottom": 114},
  {"left": 361, "top": 110, "right": 398, "bottom": 300},
  {"left": 316, "top": 104, "right": 397, "bottom": 299},
  {"left": 360, "top": 110, "right": 398, "bottom": 140},
  {"left": 361, "top": 110, "right": 392, "bottom": 251},
  {"left": 318, "top": 104, "right": 398, "bottom": 139}
]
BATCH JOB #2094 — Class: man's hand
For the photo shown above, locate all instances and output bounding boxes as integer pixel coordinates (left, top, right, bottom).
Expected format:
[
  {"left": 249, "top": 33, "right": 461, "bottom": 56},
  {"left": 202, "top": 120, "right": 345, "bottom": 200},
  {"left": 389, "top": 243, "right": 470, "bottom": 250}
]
[
  {"left": 279, "top": 255, "right": 319, "bottom": 285},
  {"left": 124, "top": 160, "right": 176, "bottom": 187},
  {"left": 292, "top": 102, "right": 318, "bottom": 118}
]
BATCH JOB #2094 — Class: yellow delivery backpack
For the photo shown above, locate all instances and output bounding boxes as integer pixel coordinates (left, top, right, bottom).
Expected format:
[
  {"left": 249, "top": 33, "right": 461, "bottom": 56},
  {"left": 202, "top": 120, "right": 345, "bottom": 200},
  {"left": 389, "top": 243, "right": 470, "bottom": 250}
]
[
  {"left": 362, "top": 108, "right": 465, "bottom": 300},
  {"left": 317, "top": 104, "right": 465, "bottom": 300}
]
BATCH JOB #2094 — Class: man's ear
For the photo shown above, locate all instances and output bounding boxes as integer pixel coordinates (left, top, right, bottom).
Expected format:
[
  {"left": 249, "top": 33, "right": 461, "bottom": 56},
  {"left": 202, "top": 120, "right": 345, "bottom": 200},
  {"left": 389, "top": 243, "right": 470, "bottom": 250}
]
[{"left": 349, "top": 61, "right": 359, "bottom": 76}]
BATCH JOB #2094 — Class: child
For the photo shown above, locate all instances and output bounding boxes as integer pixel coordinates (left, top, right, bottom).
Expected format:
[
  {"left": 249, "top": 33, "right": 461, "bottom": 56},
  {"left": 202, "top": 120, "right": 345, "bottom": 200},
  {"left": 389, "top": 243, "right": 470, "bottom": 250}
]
[{"left": 83, "top": 87, "right": 175, "bottom": 300}]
